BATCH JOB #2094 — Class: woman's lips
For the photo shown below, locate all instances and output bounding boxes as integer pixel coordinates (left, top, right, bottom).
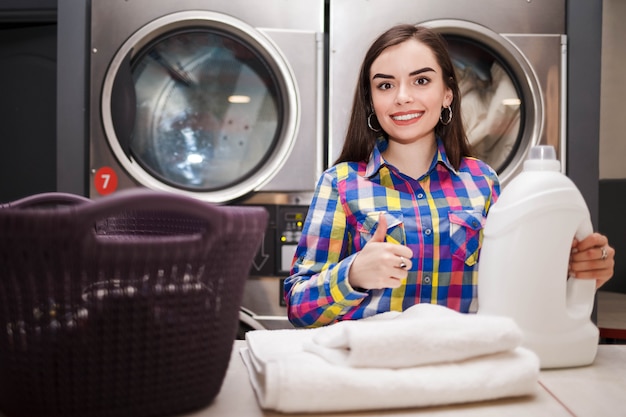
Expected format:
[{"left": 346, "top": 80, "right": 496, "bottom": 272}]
[{"left": 390, "top": 112, "right": 423, "bottom": 124}]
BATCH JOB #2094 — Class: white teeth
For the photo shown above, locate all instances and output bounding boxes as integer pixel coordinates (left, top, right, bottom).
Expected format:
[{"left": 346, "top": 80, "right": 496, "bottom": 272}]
[{"left": 392, "top": 113, "right": 421, "bottom": 121}]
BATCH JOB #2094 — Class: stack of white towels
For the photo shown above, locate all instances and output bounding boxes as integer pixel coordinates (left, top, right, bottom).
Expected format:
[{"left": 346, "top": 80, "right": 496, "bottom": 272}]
[{"left": 241, "top": 304, "right": 540, "bottom": 413}]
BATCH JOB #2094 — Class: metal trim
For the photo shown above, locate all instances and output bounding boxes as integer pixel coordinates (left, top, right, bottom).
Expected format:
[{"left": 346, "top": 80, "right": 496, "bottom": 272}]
[{"left": 100, "top": 10, "right": 300, "bottom": 203}]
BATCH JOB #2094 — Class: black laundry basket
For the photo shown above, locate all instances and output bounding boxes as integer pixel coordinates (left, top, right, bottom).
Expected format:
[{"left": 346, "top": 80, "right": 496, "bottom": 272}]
[{"left": 0, "top": 189, "right": 268, "bottom": 417}]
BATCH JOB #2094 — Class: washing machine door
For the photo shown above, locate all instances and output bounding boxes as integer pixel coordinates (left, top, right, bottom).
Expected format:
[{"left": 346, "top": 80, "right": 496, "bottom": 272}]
[
  {"left": 423, "top": 20, "right": 560, "bottom": 185},
  {"left": 101, "top": 11, "right": 299, "bottom": 203}
]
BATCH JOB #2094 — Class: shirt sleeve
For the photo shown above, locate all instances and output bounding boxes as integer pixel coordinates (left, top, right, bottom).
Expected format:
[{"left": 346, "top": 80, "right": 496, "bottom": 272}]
[
  {"left": 484, "top": 164, "right": 501, "bottom": 213},
  {"left": 283, "top": 168, "right": 367, "bottom": 328}
]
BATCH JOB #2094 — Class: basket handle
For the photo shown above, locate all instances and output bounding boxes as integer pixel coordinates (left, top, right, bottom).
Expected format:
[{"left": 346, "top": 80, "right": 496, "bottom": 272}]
[
  {"left": 2, "top": 192, "right": 92, "bottom": 209},
  {"left": 76, "top": 189, "right": 224, "bottom": 243}
]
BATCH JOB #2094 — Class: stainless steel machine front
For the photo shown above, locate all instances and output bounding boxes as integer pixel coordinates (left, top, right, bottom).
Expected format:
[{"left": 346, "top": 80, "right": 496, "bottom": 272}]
[{"left": 329, "top": 0, "right": 567, "bottom": 186}]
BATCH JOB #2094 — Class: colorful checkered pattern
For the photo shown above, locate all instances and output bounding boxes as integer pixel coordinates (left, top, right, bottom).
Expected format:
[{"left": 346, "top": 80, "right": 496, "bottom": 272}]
[{"left": 284, "top": 137, "right": 500, "bottom": 328}]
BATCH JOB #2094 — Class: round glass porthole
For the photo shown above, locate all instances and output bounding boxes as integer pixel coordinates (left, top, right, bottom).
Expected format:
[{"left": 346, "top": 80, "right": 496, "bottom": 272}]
[
  {"left": 424, "top": 20, "right": 543, "bottom": 185},
  {"left": 101, "top": 11, "right": 299, "bottom": 202},
  {"left": 445, "top": 35, "right": 523, "bottom": 173}
]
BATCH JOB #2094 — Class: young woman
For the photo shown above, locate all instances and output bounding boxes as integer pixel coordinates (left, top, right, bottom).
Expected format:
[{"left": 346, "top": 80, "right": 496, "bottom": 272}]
[{"left": 284, "top": 24, "right": 614, "bottom": 328}]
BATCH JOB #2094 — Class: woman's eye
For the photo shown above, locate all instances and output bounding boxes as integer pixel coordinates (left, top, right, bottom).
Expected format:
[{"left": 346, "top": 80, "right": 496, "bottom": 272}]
[
  {"left": 377, "top": 82, "right": 393, "bottom": 90},
  {"left": 415, "top": 77, "right": 430, "bottom": 86}
]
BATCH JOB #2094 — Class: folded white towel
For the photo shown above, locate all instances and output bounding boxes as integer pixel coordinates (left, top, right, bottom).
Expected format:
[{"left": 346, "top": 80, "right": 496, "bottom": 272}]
[
  {"left": 305, "top": 303, "right": 524, "bottom": 368},
  {"left": 242, "top": 326, "right": 539, "bottom": 413}
]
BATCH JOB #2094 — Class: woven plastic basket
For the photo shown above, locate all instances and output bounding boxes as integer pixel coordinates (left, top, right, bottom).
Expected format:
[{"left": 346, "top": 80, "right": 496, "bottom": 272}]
[{"left": 0, "top": 189, "right": 267, "bottom": 417}]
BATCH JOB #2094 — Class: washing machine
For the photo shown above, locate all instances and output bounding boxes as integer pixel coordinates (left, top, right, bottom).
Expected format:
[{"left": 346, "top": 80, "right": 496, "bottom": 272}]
[
  {"left": 329, "top": 0, "right": 566, "bottom": 186},
  {"left": 89, "top": 0, "right": 324, "bottom": 203},
  {"left": 88, "top": 0, "right": 325, "bottom": 332}
]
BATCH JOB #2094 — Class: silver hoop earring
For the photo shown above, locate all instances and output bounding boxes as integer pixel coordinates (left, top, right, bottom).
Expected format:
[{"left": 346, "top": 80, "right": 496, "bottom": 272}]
[
  {"left": 440, "top": 105, "right": 453, "bottom": 126},
  {"left": 367, "top": 112, "right": 381, "bottom": 132}
]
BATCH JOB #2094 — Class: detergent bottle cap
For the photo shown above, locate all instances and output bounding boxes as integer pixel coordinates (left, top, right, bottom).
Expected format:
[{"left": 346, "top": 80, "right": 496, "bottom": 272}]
[{"left": 523, "top": 145, "right": 561, "bottom": 172}]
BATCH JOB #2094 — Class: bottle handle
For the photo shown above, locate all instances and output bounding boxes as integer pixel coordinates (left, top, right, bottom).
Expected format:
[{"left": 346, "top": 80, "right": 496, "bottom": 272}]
[{"left": 566, "top": 218, "right": 596, "bottom": 319}]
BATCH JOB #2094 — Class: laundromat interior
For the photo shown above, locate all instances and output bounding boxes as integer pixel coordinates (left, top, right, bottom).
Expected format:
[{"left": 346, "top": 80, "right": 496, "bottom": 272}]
[
  {"left": 1, "top": 0, "right": 626, "bottom": 414},
  {"left": 1, "top": 0, "right": 625, "bottom": 331},
  {"left": 1, "top": 1, "right": 626, "bottom": 409}
]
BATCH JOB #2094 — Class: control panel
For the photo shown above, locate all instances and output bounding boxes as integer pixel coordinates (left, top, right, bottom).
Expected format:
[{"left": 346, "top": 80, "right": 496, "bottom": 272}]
[{"left": 248, "top": 204, "right": 309, "bottom": 277}]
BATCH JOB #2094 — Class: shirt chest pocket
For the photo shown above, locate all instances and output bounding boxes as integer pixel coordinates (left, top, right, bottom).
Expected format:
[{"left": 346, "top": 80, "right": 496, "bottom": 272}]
[
  {"left": 357, "top": 211, "right": 406, "bottom": 246},
  {"left": 448, "top": 210, "right": 485, "bottom": 266}
]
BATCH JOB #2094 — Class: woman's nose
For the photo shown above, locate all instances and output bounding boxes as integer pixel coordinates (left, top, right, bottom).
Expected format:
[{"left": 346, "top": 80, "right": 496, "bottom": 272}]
[{"left": 395, "top": 83, "right": 414, "bottom": 104}]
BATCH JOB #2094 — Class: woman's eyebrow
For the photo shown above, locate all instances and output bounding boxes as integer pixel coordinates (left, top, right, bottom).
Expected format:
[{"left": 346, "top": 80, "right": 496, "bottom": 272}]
[
  {"left": 409, "top": 67, "right": 436, "bottom": 76},
  {"left": 372, "top": 67, "right": 436, "bottom": 80},
  {"left": 372, "top": 73, "right": 394, "bottom": 80}
]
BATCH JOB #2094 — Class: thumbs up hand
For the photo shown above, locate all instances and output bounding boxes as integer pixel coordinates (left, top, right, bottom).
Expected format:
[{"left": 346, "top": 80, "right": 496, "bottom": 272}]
[{"left": 348, "top": 213, "right": 413, "bottom": 290}]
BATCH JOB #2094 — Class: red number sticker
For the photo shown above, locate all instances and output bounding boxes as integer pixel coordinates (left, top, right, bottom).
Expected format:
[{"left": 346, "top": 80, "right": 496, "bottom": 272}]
[{"left": 94, "top": 166, "right": 118, "bottom": 196}]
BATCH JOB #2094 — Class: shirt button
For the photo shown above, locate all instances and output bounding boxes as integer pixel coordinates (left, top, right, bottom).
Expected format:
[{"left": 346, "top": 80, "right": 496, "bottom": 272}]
[
  {"left": 417, "top": 193, "right": 424, "bottom": 199},
  {"left": 424, "top": 229, "right": 432, "bottom": 236},
  {"left": 423, "top": 276, "right": 431, "bottom": 284}
]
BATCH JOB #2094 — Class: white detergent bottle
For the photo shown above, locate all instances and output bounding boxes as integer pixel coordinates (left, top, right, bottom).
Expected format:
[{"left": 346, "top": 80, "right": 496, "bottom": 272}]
[{"left": 477, "top": 145, "right": 598, "bottom": 369}]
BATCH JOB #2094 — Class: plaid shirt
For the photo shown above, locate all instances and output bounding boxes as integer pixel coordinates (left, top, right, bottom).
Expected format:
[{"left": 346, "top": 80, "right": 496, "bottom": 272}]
[{"left": 284, "top": 137, "right": 500, "bottom": 328}]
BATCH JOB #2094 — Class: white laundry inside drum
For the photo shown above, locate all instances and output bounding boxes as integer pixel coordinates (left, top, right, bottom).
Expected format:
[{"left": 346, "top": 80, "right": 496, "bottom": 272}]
[{"left": 447, "top": 37, "right": 522, "bottom": 174}]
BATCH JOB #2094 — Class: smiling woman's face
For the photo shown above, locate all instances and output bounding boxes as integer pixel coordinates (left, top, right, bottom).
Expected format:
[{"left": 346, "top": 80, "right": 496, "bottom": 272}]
[{"left": 370, "top": 39, "right": 453, "bottom": 145}]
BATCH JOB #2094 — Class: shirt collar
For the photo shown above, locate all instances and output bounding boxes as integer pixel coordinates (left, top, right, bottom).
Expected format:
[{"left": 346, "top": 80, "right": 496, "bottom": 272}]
[{"left": 364, "top": 136, "right": 458, "bottom": 178}]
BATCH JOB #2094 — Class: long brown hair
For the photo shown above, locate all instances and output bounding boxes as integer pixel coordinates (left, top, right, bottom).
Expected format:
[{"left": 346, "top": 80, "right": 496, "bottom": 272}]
[{"left": 334, "top": 24, "right": 471, "bottom": 169}]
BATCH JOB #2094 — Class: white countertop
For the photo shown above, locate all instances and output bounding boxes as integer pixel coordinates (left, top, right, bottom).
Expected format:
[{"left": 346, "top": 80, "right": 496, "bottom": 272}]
[
  {"left": 3, "top": 341, "right": 621, "bottom": 417},
  {"left": 539, "top": 345, "right": 626, "bottom": 416},
  {"left": 181, "top": 342, "right": 626, "bottom": 417}
]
